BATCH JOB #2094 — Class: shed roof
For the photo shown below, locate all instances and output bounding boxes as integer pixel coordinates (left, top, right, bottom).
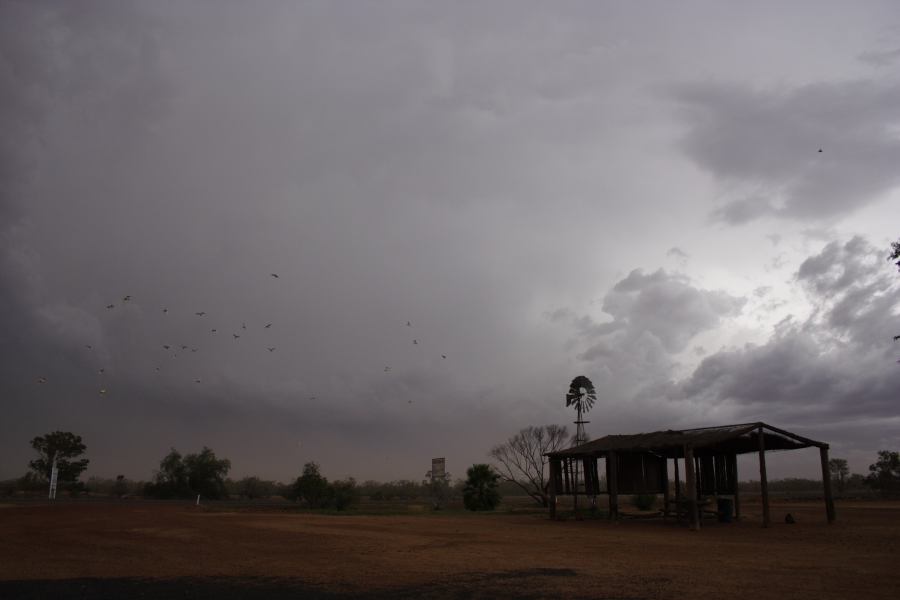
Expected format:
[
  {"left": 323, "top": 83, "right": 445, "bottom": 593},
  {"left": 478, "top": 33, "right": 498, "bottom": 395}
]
[{"left": 547, "top": 422, "right": 827, "bottom": 459}]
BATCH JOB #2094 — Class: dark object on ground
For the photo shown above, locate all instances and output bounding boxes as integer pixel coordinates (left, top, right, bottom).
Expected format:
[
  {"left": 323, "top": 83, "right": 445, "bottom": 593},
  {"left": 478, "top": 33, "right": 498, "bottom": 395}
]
[
  {"left": 717, "top": 498, "right": 734, "bottom": 523},
  {"left": 785, "top": 513, "right": 796, "bottom": 524}
]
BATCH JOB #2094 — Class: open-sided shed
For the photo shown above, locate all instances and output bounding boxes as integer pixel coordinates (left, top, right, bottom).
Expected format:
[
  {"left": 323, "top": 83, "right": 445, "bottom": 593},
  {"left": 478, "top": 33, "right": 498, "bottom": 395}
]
[{"left": 545, "top": 422, "right": 835, "bottom": 529}]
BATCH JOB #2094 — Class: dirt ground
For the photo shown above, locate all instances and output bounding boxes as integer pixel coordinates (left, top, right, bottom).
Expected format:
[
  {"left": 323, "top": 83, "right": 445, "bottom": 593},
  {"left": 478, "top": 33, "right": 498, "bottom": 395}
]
[{"left": 1, "top": 499, "right": 896, "bottom": 599}]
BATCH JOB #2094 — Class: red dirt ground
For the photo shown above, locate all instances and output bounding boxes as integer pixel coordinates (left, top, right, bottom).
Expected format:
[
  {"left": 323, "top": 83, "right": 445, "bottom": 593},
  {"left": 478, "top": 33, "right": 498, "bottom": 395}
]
[{"left": 1, "top": 499, "right": 896, "bottom": 599}]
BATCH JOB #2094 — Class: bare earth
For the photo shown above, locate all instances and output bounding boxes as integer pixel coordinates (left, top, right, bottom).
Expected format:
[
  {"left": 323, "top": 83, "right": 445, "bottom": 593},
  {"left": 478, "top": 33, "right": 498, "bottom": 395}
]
[{"left": 1, "top": 500, "right": 896, "bottom": 599}]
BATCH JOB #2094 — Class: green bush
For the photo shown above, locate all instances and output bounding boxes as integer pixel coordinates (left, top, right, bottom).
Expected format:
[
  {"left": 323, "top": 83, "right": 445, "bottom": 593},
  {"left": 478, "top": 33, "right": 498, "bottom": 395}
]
[
  {"left": 463, "top": 464, "right": 501, "bottom": 511},
  {"left": 632, "top": 493, "right": 657, "bottom": 511},
  {"left": 331, "top": 478, "right": 359, "bottom": 510}
]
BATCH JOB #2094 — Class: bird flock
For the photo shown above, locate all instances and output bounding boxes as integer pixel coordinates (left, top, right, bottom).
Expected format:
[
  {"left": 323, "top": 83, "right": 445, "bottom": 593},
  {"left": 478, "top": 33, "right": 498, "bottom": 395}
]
[{"left": 34, "top": 272, "right": 450, "bottom": 400}]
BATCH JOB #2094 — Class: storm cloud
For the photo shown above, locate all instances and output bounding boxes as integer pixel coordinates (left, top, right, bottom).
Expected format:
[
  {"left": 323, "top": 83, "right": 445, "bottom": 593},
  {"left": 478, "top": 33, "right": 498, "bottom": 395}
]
[
  {"left": 676, "top": 80, "right": 900, "bottom": 224},
  {"left": 1, "top": 2, "right": 898, "bottom": 482}
]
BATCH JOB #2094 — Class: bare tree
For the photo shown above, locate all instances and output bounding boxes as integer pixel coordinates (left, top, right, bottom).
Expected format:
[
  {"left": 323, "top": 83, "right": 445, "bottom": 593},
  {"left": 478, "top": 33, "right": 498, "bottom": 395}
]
[
  {"left": 828, "top": 458, "right": 849, "bottom": 493},
  {"left": 489, "top": 425, "right": 569, "bottom": 507}
]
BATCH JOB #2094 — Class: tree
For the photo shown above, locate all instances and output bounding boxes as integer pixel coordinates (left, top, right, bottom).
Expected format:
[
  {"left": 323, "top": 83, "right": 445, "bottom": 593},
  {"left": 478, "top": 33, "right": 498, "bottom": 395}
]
[
  {"left": 235, "top": 476, "right": 277, "bottom": 499},
  {"left": 866, "top": 450, "right": 900, "bottom": 495},
  {"left": 29, "top": 431, "right": 89, "bottom": 484},
  {"left": 828, "top": 458, "right": 849, "bottom": 493},
  {"left": 145, "top": 448, "right": 191, "bottom": 498},
  {"left": 489, "top": 425, "right": 569, "bottom": 507},
  {"left": 145, "top": 447, "right": 230, "bottom": 499},
  {"left": 330, "top": 478, "right": 359, "bottom": 511},
  {"left": 463, "top": 464, "right": 501, "bottom": 511},
  {"left": 184, "top": 447, "right": 231, "bottom": 499},
  {"left": 292, "top": 462, "right": 332, "bottom": 508}
]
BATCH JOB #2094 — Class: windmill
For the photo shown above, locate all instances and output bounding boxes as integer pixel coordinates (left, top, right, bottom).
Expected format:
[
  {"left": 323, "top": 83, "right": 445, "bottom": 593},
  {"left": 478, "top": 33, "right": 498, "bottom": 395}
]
[
  {"left": 566, "top": 375, "right": 596, "bottom": 510},
  {"left": 566, "top": 375, "right": 596, "bottom": 447}
]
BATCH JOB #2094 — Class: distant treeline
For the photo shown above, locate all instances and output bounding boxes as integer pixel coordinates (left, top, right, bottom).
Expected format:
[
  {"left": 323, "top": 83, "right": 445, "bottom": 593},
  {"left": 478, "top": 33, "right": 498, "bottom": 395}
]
[{"left": 0, "top": 474, "right": 871, "bottom": 500}]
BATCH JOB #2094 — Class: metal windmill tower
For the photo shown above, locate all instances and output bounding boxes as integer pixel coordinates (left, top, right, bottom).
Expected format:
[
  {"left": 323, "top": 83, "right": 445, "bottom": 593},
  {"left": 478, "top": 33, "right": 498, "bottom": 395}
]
[{"left": 566, "top": 375, "right": 596, "bottom": 509}]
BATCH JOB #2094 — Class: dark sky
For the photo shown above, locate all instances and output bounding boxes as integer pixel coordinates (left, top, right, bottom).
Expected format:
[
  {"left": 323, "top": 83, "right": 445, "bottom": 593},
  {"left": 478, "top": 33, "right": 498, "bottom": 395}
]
[{"left": 2, "top": 1, "right": 899, "bottom": 483}]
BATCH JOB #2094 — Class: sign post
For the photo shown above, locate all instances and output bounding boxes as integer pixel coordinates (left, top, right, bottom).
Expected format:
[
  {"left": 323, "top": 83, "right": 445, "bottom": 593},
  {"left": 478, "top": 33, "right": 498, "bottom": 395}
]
[{"left": 426, "top": 458, "right": 449, "bottom": 510}]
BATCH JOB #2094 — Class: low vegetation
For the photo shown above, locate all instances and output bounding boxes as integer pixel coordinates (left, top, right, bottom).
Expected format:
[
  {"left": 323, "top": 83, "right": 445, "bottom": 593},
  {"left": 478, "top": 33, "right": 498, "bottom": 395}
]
[{"left": 8, "top": 430, "right": 900, "bottom": 505}]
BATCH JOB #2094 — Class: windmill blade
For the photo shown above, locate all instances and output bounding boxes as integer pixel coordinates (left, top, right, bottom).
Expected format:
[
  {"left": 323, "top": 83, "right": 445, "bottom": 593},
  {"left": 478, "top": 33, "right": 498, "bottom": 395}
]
[{"left": 566, "top": 375, "right": 597, "bottom": 413}]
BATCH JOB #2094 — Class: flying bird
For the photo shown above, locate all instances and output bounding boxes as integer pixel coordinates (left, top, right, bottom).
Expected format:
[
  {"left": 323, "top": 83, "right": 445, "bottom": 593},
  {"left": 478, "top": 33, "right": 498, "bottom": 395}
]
[
  {"left": 122, "top": 295, "right": 131, "bottom": 302},
  {"left": 407, "top": 321, "right": 411, "bottom": 326},
  {"left": 894, "top": 335, "right": 900, "bottom": 341},
  {"left": 163, "top": 345, "right": 171, "bottom": 350},
  {"left": 817, "top": 149, "right": 823, "bottom": 153},
  {"left": 384, "top": 366, "right": 391, "bottom": 372},
  {"left": 36, "top": 377, "right": 47, "bottom": 384},
  {"left": 99, "top": 389, "right": 107, "bottom": 395},
  {"left": 242, "top": 322, "right": 247, "bottom": 330},
  {"left": 180, "top": 345, "right": 188, "bottom": 350},
  {"left": 162, "top": 308, "right": 168, "bottom": 314},
  {"left": 191, "top": 348, "right": 198, "bottom": 353},
  {"left": 106, "top": 304, "right": 115, "bottom": 309},
  {"left": 413, "top": 339, "right": 418, "bottom": 345},
  {"left": 441, "top": 355, "right": 446, "bottom": 359},
  {"left": 98, "top": 368, "right": 105, "bottom": 374},
  {"left": 194, "top": 379, "right": 201, "bottom": 383},
  {"left": 265, "top": 323, "right": 272, "bottom": 328},
  {"left": 195, "top": 312, "right": 206, "bottom": 316},
  {"left": 233, "top": 333, "right": 240, "bottom": 339},
  {"left": 84, "top": 344, "right": 93, "bottom": 350},
  {"left": 155, "top": 367, "right": 160, "bottom": 372},
  {"left": 270, "top": 273, "right": 279, "bottom": 278},
  {"left": 211, "top": 329, "right": 217, "bottom": 333},
  {"left": 267, "top": 347, "right": 276, "bottom": 352}
]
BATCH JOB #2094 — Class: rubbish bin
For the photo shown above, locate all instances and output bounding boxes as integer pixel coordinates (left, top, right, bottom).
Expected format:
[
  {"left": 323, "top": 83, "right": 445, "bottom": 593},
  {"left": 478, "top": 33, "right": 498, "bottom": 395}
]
[{"left": 717, "top": 498, "right": 734, "bottom": 523}]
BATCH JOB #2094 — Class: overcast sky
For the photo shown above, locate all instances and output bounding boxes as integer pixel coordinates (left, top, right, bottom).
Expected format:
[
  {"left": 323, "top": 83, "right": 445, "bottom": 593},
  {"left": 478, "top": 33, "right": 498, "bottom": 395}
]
[{"left": 2, "top": 1, "right": 899, "bottom": 484}]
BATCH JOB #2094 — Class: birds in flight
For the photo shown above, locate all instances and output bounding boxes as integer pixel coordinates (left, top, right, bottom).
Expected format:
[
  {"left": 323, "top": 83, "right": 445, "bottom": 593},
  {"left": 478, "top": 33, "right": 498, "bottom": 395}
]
[{"left": 36, "top": 271, "right": 450, "bottom": 402}]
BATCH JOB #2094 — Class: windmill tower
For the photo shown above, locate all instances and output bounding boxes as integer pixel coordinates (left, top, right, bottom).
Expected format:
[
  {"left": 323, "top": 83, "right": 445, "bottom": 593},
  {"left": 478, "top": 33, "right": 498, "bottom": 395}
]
[{"left": 566, "top": 375, "right": 596, "bottom": 509}]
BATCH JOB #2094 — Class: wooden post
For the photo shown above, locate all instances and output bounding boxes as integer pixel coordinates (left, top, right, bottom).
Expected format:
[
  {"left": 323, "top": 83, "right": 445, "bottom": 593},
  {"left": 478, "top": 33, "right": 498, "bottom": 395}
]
[
  {"left": 820, "top": 446, "right": 836, "bottom": 524},
  {"left": 608, "top": 451, "right": 618, "bottom": 521},
  {"left": 663, "top": 458, "right": 671, "bottom": 519},
  {"left": 695, "top": 456, "right": 702, "bottom": 499},
  {"left": 733, "top": 454, "right": 741, "bottom": 521},
  {"left": 758, "top": 426, "right": 770, "bottom": 528},
  {"left": 673, "top": 457, "right": 682, "bottom": 521},
  {"left": 549, "top": 458, "right": 559, "bottom": 519},
  {"left": 684, "top": 445, "right": 699, "bottom": 530}
]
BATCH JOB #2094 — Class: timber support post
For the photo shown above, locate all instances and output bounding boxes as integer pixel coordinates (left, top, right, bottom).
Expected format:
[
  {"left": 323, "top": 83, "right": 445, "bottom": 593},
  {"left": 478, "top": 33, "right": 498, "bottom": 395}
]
[
  {"left": 820, "top": 446, "right": 836, "bottom": 524},
  {"left": 548, "top": 458, "right": 559, "bottom": 519},
  {"left": 684, "top": 445, "right": 699, "bottom": 531},
  {"left": 674, "top": 456, "right": 681, "bottom": 522},
  {"left": 663, "top": 457, "right": 671, "bottom": 519},
  {"left": 608, "top": 452, "right": 618, "bottom": 521},
  {"left": 733, "top": 454, "right": 741, "bottom": 521},
  {"left": 758, "top": 425, "right": 770, "bottom": 528}
]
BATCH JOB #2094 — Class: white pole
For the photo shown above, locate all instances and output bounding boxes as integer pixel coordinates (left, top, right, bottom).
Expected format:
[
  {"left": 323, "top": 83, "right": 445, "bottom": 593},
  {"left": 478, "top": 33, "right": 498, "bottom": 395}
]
[
  {"left": 48, "top": 455, "right": 58, "bottom": 500},
  {"left": 196, "top": 494, "right": 200, "bottom": 506}
]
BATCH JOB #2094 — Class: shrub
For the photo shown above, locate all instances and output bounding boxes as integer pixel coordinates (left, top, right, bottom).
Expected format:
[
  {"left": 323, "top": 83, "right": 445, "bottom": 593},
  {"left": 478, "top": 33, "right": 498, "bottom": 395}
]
[
  {"left": 331, "top": 478, "right": 359, "bottom": 511},
  {"left": 632, "top": 494, "right": 657, "bottom": 511},
  {"left": 463, "top": 464, "right": 501, "bottom": 511},
  {"left": 292, "top": 462, "right": 332, "bottom": 508}
]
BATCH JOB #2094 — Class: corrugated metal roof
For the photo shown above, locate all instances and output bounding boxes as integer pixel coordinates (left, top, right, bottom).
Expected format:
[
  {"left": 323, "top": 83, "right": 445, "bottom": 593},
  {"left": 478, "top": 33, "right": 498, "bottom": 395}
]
[{"left": 547, "top": 422, "right": 826, "bottom": 458}]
